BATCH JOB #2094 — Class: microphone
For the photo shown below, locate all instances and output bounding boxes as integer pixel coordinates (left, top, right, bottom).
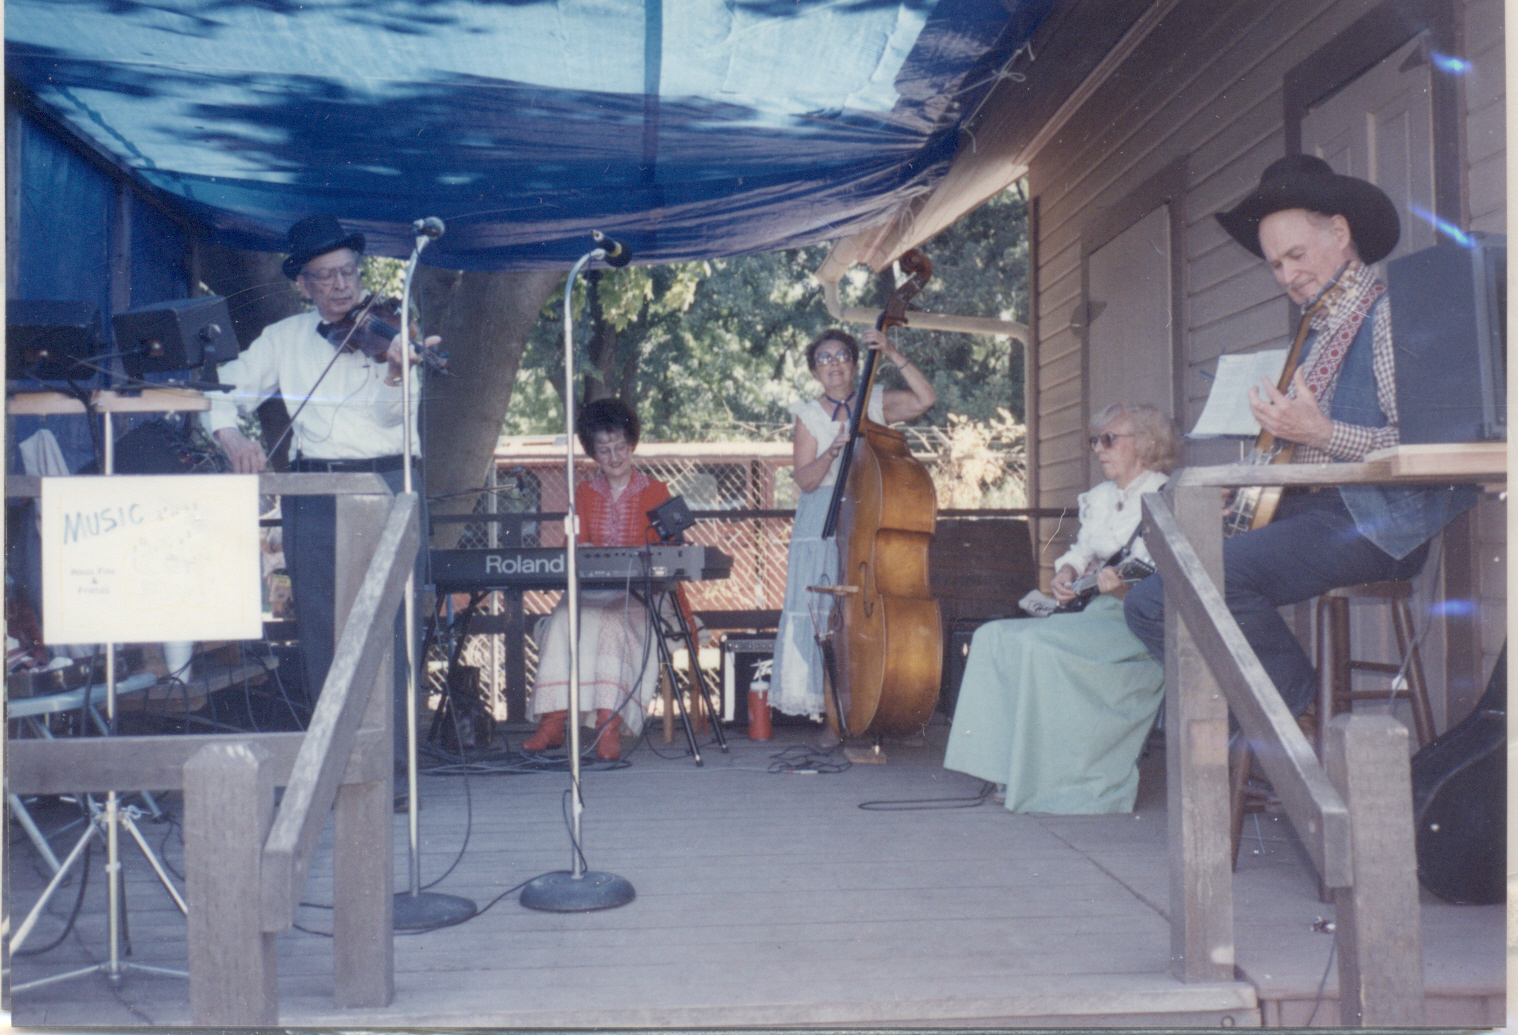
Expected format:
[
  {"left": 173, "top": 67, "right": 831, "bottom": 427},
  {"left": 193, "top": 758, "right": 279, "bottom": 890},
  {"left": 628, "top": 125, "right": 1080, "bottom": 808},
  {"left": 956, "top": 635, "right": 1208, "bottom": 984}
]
[
  {"left": 591, "top": 230, "right": 632, "bottom": 268},
  {"left": 413, "top": 216, "right": 446, "bottom": 240}
]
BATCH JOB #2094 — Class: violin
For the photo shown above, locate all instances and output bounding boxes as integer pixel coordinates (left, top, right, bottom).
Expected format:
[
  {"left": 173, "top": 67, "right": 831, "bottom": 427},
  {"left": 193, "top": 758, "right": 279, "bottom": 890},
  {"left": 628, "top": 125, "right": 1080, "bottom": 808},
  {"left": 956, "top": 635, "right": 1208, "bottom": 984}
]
[{"left": 317, "top": 293, "right": 449, "bottom": 374}]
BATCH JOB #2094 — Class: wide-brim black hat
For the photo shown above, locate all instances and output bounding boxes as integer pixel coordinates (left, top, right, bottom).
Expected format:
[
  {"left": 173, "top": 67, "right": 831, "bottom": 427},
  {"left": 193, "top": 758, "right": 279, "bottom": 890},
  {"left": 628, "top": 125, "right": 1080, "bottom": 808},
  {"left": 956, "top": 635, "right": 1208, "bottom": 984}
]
[
  {"left": 1215, "top": 155, "right": 1400, "bottom": 265},
  {"left": 281, "top": 213, "right": 366, "bottom": 280}
]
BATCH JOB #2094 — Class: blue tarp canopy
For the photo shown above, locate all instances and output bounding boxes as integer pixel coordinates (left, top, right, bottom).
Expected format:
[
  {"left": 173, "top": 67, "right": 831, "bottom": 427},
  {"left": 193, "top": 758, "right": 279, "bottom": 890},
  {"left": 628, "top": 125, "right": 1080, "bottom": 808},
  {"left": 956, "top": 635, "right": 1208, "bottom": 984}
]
[{"left": 6, "top": 0, "right": 1053, "bottom": 270}]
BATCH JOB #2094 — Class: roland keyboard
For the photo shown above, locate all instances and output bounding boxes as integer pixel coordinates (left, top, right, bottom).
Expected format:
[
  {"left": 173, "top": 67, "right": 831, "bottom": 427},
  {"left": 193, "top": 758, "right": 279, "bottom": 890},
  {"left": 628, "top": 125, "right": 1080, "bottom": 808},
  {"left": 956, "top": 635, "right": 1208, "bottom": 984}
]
[{"left": 430, "top": 544, "right": 732, "bottom": 592}]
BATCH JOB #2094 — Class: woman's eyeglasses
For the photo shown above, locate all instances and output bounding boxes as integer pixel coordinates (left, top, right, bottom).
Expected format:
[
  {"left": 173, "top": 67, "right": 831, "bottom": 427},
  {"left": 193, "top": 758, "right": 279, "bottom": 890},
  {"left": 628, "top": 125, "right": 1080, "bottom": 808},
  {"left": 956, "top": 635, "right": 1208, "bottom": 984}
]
[
  {"left": 1089, "top": 432, "right": 1135, "bottom": 449},
  {"left": 813, "top": 350, "right": 853, "bottom": 367}
]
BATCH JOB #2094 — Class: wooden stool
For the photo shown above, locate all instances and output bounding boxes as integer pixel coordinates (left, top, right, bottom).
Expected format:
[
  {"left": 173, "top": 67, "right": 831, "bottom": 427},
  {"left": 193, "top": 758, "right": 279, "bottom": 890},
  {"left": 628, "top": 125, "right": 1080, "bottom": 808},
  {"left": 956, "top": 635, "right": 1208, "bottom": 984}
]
[
  {"left": 1231, "top": 580, "right": 1435, "bottom": 870},
  {"left": 1314, "top": 580, "right": 1435, "bottom": 752}
]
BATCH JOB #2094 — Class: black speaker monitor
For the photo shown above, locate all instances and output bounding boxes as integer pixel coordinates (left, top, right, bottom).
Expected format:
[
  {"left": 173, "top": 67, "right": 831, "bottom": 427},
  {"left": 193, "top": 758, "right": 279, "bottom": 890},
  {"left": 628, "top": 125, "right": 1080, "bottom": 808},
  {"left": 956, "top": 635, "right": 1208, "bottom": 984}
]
[
  {"left": 112, "top": 295, "right": 240, "bottom": 378},
  {"left": 7, "top": 300, "right": 103, "bottom": 380},
  {"left": 1388, "top": 234, "right": 1506, "bottom": 443}
]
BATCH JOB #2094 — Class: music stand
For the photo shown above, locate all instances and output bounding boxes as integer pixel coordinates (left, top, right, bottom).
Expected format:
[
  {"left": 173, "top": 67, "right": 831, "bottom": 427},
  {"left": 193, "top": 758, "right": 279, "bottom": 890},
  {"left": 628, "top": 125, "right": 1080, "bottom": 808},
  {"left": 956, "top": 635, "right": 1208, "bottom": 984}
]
[{"left": 10, "top": 416, "right": 190, "bottom": 993}]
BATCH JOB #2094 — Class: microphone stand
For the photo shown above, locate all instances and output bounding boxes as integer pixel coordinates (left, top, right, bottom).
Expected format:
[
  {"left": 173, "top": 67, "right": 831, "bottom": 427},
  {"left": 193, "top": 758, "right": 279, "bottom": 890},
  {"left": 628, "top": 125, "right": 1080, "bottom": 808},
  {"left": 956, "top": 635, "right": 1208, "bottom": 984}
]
[
  {"left": 520, "top": 236, "right": 635, "bottom": 912},
  {"left": 392, "top": 221, "right": 476, "bottom": 931}
]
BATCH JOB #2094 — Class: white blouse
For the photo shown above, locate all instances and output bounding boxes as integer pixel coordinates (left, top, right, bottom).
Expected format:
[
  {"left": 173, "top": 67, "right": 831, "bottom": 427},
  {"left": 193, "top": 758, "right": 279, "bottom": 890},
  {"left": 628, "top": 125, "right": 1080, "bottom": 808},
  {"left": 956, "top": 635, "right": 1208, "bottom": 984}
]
[
  {"left": 789, "top": 385, "right": 886, "bottom": 489},
  {"left": 1052, "top": 468, "right": 1169, "bottom": 575}
]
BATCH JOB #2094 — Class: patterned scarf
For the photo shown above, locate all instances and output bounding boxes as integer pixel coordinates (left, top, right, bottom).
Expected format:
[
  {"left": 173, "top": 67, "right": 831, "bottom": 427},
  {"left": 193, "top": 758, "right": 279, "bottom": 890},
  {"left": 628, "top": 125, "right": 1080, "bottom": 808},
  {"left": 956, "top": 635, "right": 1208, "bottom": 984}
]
[{"left": 1296, "top": 263, "right": 1385, "bottom": 400}]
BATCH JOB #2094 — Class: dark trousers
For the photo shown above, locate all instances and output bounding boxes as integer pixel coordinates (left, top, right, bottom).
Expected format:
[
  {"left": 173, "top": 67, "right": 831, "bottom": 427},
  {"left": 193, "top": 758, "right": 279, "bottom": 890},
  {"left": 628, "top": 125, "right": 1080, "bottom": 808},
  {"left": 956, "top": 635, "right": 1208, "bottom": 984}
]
[
  {"left": 284, "top": 466, "right": 422, "bottom": 761},
  {"left": 1123, "top": 490, "right": 1428, "bottom": 715}
]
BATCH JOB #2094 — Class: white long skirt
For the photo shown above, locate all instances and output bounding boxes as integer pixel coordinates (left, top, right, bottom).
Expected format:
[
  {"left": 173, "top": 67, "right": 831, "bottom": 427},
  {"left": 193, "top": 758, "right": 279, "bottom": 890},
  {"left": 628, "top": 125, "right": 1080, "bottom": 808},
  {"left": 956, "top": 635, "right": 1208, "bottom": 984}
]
[{"left": 529, "top": 589, "right": 661, "bottom": 735}]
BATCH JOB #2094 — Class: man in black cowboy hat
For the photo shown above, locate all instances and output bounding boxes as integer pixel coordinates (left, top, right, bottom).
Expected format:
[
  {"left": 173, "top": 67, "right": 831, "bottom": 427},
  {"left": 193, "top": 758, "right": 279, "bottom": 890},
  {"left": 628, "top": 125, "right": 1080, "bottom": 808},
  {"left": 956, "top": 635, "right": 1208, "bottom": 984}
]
[
  {"left": 206, "top": 214, "right": 437, "bottom": 770},
  {"left": 1124, "top": 156, "right": 1476, "bottom": 715}
]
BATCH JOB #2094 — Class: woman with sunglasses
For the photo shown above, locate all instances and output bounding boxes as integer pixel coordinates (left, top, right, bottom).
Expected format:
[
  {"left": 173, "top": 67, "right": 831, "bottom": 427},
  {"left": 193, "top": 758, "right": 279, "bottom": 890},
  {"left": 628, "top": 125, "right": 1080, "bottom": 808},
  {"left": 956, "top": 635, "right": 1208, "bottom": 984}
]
[
  {"left": 943, "top": 403, "right": 1180, "bottom": 813},
  {"left": 763, "top": 328, "right": 936, "bottom": 730}
]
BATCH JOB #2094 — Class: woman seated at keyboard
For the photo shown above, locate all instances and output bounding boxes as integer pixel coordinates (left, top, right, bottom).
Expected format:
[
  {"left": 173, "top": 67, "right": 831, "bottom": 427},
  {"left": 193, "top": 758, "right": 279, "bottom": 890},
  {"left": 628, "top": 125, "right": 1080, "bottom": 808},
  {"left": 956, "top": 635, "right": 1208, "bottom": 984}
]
[
  {"left": 522, "top": 398, "right": 683, "bottom": 761},
  {"left": 942, "top": 403, "right": 1180, "bottom": 813}
]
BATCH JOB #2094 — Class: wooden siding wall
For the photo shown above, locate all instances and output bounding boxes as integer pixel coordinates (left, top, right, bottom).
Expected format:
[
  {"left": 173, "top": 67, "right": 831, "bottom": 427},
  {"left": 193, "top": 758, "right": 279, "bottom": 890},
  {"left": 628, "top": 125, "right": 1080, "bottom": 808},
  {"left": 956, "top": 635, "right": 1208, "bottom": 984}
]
[{"left": 1025, "top": 0, "right": 1505, "bottom": 716}]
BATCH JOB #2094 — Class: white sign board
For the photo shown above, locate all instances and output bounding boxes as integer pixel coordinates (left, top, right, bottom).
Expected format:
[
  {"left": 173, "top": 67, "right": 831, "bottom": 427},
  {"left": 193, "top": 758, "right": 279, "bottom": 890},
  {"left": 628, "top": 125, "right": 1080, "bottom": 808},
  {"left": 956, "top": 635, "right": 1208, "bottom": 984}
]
[{"left": 41, "top": 474, "right": 263, "bottom": 644}]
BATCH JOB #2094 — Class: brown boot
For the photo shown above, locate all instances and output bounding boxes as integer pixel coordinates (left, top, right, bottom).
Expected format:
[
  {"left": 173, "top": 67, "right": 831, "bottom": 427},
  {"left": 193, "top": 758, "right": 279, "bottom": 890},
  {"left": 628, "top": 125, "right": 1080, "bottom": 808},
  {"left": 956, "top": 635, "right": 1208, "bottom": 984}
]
[
  {"left": 523, "top": 710, "right": 567, "bottom": 752},
  {"left": 595, "top": 709, "right": 624, "bottom": 761}
]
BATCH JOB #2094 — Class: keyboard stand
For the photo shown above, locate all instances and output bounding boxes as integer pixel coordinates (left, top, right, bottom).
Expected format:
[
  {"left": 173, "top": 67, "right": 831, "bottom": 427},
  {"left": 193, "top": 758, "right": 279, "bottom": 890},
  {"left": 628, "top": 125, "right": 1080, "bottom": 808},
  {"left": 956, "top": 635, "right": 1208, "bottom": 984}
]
[{"left": 637, "top": 585, "right": 728, "bottom": 765}]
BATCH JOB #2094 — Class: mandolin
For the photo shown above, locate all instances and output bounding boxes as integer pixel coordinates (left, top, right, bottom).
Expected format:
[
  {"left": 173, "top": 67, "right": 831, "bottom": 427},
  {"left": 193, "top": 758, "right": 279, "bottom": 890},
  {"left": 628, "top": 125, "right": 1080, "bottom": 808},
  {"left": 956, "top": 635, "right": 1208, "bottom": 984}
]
[{"left": 1053, "top": 552, "right": 1156, "bottom": 614}]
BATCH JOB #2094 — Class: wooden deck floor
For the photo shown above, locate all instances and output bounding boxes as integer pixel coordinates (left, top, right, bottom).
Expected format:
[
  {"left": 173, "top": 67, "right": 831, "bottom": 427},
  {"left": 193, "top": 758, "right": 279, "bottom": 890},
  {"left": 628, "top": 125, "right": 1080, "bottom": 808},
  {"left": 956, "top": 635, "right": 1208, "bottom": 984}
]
[{"left": 6, "top": 718, "right": 1505, "bottom": 1028}]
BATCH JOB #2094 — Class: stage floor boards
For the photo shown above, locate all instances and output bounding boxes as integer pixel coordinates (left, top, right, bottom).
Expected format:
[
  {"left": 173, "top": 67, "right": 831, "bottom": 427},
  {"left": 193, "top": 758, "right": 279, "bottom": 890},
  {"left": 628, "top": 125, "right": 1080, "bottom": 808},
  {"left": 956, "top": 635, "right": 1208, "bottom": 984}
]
[{"left": 7, "top": 719, "right": 1505, "bottom": 1028}]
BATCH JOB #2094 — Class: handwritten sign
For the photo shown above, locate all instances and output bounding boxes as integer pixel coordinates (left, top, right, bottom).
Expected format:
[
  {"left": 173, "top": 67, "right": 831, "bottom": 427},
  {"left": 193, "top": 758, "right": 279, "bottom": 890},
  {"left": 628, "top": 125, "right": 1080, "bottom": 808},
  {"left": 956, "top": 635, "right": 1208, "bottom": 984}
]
[{"left": 41, "top": 475, "right": 262, "bottom": 644}]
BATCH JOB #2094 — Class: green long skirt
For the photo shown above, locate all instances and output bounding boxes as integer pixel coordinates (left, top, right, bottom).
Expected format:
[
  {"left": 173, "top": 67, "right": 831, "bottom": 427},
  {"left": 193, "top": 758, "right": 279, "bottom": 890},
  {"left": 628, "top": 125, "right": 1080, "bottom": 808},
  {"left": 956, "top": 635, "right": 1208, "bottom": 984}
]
[{"left": 942, "top": 595, "right": 1164, "bottom": 814}]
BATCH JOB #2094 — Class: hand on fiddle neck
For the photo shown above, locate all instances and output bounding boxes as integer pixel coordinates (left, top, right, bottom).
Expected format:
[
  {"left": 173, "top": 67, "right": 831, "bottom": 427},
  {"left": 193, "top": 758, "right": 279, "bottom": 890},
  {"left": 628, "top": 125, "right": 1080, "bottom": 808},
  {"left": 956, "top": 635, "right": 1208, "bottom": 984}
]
[
  {"left": 384, "top": 333, "right": 444, "bottom": 385},
  {"left": 214, "top": 427, "right": 267, "bottom": 474}
]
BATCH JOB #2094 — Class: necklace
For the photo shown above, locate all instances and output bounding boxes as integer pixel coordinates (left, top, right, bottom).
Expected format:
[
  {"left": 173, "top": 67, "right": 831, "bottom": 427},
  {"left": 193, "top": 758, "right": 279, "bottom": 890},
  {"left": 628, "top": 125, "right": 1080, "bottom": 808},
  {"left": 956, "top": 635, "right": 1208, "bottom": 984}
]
[{"left": 1113, "top": 472, "right": 1148, "bottom": 510}]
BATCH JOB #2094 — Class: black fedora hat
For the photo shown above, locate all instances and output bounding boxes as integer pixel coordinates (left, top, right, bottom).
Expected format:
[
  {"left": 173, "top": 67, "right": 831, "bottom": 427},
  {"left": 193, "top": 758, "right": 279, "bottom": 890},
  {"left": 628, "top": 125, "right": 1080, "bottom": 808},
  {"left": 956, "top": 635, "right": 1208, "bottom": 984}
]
[
  {"left": 1215, "top": 155, "right": 1400, "bottom": 265},
  {"left": 281, "top": 214, "right": 366, "bottom": 280}
]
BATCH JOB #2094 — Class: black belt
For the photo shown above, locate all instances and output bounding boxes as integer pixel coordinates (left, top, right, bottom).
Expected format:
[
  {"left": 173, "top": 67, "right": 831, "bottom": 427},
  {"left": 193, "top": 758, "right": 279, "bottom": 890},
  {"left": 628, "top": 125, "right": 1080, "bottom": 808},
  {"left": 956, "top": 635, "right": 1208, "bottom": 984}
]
[{"left": 293, "top": 454, "right": 411, "bottom": 473}]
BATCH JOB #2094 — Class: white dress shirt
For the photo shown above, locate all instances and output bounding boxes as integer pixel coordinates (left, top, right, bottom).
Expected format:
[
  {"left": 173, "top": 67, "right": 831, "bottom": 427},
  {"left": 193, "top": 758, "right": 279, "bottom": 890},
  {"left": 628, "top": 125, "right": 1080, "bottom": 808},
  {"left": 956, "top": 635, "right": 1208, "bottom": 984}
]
[{"left": 203, "top": 310, "right": 419, "bottom": 460}]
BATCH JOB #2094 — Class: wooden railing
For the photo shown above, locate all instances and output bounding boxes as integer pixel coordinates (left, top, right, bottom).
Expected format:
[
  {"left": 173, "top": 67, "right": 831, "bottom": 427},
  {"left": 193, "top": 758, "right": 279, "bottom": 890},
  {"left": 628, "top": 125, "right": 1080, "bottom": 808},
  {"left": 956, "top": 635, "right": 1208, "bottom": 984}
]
[
  {"left": 7, "top": 473, "right": 417, "bottom": 1024},
  {"left": 1144, "top": 443, "right": 1505, "bottom": 1026}
]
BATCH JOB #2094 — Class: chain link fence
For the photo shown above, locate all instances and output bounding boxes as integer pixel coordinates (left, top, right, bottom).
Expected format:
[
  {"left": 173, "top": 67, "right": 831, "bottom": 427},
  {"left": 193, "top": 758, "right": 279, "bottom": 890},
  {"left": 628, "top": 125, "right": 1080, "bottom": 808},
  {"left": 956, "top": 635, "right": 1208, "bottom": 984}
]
[{"left": 428, "top": 429, "right": 1026, "bottom": 722}]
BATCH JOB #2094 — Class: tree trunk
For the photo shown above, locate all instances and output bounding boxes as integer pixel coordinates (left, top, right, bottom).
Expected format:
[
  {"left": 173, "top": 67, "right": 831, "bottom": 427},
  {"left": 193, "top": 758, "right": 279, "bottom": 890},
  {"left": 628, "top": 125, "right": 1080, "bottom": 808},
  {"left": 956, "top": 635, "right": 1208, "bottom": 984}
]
[{"left": 414, "top": 267, "right": 564, "bottom": 549}]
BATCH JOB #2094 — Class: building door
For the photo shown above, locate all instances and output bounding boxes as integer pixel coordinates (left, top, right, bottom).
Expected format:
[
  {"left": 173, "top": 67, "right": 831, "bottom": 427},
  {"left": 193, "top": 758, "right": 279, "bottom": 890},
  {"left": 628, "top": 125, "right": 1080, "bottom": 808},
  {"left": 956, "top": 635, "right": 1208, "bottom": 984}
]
[
  {"left": 1301, "top": 35, "right": 1434, "bottom": 263},
  {"left": 1085, "top": 203, "right": 1173, "bottom": 486}
]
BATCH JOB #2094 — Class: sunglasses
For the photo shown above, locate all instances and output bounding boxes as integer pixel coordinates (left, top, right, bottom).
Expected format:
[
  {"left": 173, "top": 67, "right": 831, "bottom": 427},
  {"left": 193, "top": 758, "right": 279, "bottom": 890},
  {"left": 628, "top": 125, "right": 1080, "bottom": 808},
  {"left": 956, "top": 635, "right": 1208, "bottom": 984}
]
[
  {"left": 813, "top": 349, "right": 854, "bottom": 367},
  {"left": 1089, "top": 432, "right": 1135, "bottom": 449}
]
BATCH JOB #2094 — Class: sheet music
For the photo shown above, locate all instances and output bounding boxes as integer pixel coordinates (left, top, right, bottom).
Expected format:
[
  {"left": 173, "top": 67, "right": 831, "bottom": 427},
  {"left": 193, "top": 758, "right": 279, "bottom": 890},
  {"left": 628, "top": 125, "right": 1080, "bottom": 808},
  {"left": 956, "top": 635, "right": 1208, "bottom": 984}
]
[{"left": 1189, "top": 349, "right": 1288, "bottom": 438}]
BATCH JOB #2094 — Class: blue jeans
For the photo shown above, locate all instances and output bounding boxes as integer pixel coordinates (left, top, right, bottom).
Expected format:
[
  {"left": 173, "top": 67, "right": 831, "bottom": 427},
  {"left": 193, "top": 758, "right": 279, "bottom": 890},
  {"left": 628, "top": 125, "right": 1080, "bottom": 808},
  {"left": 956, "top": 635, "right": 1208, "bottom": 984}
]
[{"left": 1124, "top": 491, "right": 1428, "bottom": 715}]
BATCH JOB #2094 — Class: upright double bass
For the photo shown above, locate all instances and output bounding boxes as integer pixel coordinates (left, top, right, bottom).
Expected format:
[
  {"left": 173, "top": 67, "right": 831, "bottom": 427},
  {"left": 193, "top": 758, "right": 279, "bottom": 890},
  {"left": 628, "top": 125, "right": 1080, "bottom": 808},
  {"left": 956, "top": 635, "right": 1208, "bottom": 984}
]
[{"left": 819, "top": 250, "right": 942, "bottom": 738}]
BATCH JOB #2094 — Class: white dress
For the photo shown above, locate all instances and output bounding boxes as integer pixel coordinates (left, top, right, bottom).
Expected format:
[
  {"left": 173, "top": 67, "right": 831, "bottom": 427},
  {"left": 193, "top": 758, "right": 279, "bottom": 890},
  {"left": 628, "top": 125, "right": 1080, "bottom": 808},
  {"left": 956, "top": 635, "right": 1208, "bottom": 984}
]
[{"left": 767, "top": 387, "right": 884, "bottom": 718}]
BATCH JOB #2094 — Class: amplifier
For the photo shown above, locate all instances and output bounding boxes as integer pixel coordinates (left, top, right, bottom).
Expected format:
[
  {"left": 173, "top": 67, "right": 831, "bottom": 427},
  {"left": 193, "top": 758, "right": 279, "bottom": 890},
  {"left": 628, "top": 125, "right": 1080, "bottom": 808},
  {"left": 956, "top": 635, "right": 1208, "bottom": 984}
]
[
  {"left": 941, "top": 615, "right": 1022, "bottom": 717},
  {"left": 721, "top": 635, "right": 774, "bottom": 726},
  {"left": 1389, "top": 235, "right": 1506, "bottom": 443},
  {"left": 720, "top": 634, "right": 824, "bottom": 728}
]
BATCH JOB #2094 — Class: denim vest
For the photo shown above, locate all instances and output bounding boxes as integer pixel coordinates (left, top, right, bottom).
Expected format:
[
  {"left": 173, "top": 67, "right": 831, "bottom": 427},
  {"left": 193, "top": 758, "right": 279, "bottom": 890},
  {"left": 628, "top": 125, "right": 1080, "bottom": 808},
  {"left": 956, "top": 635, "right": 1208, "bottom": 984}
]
[{"left": 1331, "top": 295, "right": 1478, "bottom": 559}]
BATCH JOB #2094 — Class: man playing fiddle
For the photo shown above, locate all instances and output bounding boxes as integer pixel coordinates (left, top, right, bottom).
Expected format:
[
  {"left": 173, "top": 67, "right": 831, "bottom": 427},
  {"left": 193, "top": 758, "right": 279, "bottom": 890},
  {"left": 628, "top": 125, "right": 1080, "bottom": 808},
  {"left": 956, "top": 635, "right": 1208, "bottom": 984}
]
[
  {"left": 205, "top": 213, "right": 438, "bottom": 772},
  {"left": 1124, "top": 156, "right": 1476, "bottom": 716}
]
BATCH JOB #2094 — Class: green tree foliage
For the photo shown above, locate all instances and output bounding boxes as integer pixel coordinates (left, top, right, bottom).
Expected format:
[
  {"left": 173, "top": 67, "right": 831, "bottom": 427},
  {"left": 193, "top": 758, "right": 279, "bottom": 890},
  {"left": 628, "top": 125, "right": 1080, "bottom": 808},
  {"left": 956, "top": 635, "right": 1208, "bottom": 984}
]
[{"left": 504, "top": 184, "right": 1028, "bottom": 442}]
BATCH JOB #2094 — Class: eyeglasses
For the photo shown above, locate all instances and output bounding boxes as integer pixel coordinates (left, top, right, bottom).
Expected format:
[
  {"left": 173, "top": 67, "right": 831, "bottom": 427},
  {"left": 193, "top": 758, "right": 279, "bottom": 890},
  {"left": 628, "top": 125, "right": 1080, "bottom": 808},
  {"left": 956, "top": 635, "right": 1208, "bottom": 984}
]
[
  {"left": 813, "top": 349, "right": 854, "bottom": 367},
  {"left": 1089, "top": 432, "right": 1135, "bottom": 449},
  {"left": 301, "top": 262, "right": 360, "bottom": 286}
]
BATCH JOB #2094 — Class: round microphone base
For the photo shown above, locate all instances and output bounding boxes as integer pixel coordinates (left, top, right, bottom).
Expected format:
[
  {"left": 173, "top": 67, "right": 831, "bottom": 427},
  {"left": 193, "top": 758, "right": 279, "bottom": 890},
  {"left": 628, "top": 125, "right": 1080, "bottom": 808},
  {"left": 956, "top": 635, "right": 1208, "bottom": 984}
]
[
  {"left": 393, "top": 890, "right": 477, "bottom": 931},
  {"left": 520, "top": 870, "right": 636, "bottom": 913}
]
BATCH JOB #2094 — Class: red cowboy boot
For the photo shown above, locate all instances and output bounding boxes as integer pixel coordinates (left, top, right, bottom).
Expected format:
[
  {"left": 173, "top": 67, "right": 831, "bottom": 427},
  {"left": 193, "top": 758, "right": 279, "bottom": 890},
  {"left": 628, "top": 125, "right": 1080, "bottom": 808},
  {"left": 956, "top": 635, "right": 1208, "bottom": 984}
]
[
  {"left": 522, "top": 710, "right": 567, "bottom": 752},
  {"left": 595, "top": 708, "right": 624, "bottom": 761}
]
